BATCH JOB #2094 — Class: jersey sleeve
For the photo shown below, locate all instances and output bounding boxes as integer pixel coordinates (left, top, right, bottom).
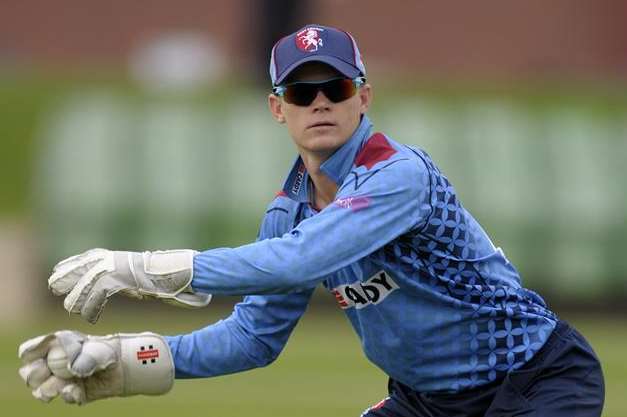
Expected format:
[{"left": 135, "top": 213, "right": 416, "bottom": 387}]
[
  {"left": 165, "top": 290, "right": 313, "bottom": 378},
  {"left": 165, "top": 204, "right": 315, "bottom": 378},
  {"left": 191, "top": 156, "right": 432, "bottom": 295}
]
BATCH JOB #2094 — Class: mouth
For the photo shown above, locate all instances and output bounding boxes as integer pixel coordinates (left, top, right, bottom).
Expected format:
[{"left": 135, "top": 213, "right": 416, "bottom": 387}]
[{"left": 307, "top": 121, "right": 336, "bottom": 129}]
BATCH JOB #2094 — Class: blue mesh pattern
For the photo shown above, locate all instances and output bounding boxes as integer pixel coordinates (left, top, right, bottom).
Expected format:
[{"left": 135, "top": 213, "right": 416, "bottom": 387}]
[{"left": 314, "top": 146, "right": 556, "bottom": 392}]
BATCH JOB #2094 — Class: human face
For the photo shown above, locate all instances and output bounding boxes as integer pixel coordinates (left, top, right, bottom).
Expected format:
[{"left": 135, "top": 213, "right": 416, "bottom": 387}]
[{"left": 268, "top": 62, "right": 372, "bottom": 157}]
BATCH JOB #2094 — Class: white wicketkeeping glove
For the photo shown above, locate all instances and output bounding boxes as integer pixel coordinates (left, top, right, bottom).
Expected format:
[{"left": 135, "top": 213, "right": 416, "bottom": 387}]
[
  {"left": 48, "top": 248, "right": 212, "bottom": 323},
  {"left": 18, "top": 330, "right": 174, "bottom": 405}
]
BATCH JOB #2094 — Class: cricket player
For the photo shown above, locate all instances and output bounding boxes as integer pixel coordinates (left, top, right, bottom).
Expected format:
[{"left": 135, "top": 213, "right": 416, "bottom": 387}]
[{"left": 19, "top": 24, "right": 604, "bottom": 416}]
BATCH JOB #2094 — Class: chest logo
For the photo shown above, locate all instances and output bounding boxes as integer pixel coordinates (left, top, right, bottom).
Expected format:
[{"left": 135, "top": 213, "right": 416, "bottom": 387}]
[{"left": 331, "top": 271, "right": 398, "bottom": 310}]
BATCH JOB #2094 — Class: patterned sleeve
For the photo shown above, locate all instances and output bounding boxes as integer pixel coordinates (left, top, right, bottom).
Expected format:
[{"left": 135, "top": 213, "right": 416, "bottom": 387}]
[{"left": 165, "top": 205, "right": 315, "bottom": 378}]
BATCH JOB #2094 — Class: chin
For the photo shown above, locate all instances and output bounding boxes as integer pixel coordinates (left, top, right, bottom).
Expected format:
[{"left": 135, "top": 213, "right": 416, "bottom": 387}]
[{"left": 302, "top": 134, "right": 345, "bottom": 153}]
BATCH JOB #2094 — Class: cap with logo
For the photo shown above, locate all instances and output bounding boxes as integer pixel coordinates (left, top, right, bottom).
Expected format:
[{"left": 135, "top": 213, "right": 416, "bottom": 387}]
[{"left": 269, "top": 24, "right": 366, "bottom": 86}]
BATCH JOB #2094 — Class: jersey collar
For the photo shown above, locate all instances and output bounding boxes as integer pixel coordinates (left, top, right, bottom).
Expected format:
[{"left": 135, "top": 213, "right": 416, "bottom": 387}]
[{"left": 281, "top": 115, "right": 373, "bottom": 203}]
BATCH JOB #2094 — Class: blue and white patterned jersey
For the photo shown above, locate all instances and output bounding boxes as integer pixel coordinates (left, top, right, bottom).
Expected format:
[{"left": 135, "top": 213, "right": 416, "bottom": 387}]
[{"left": 165, "top": 115, "right": 557, "bottom": 393}]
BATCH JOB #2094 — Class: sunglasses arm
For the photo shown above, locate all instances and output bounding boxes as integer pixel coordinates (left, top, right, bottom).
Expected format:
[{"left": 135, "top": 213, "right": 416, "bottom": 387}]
[{"left": 272, "top": 85, "right": 286, "bottom": 97}]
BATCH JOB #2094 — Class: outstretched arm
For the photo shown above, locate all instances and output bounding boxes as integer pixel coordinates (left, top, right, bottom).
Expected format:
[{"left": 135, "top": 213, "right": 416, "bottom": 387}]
[
  {"left": 47, "top": 152, "right": 430, "bottom": 322},
  {"left": 18, "top": 290, "right": 313, "bottom": 405},
  {"left": 192, "top": 158, "right": 429, "bottom": 295},
  {"left": 167, "top": 289, "right": 314, "bottom": 377}
]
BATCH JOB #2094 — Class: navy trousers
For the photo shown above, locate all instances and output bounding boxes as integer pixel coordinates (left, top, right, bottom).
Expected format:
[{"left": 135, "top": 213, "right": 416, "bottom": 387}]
[{"left": 362, "top": 321, "right": 604, "bottom": 417}]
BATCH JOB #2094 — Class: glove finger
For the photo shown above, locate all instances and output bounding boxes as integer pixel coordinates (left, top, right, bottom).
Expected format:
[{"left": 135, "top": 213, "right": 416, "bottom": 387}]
[
  {"left": 81, "top": 285, "right": 110, "bottom": 324},
  {"left": 70, "top": 339, "right": 117, "bottom": 378},
  {"left": 81, "top": 280, "right": 129, "bottom": 324},
  {"left": 52, "top": 248, "right": 107, "bottom": 273},
  {"left": 32, "top": 375, "right": 69, "bottom": 403},
  {"left": 49, "top": 262, "right": 98, "bottom": 296},
  {"left": 53, "top": 331, "right": 85, "bottom": 364},
  {"left": 19, "top": 359, "right": 51, "bottom": 388},
  {"left": 49, "top": 250, "right": 107, "bottom": 296},
  {"left": 63, "top": 263, "right": 110, "bottom": 314},
  {"left": 18, "top": 334, "right": 55, "bottom": 362},
  {"left": 61, "top": 382, "right": 86, "bottom": 405}
]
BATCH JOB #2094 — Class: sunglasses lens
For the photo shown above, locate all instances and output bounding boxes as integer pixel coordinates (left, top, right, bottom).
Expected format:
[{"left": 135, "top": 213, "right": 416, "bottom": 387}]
[
  {"left": 321, "top": 79, "right": 357, "bottom": 103},
  {"left": 281, "top": 78, "right": 360, "bottom": 106},
  {"left": 284, "top": 84, "right": 318, "bottom": 106}
]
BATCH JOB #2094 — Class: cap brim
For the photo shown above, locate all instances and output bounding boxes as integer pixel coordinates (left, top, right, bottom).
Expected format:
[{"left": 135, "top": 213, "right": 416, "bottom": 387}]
[{"left": 275, "top": 55, "right": 362, "bottom": 85}]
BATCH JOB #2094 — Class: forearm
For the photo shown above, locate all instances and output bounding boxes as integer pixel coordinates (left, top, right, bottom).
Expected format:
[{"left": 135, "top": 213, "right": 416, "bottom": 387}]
[
  {"left": 166, "top": 319, "right": 279, "bottom": 378},
  {"left": 191, "top": 236, "right": 340, "bottom": 296},
  {"left": 166, "top": 291, "right": 313, "bottom": 378},
  {"left": 192, "top": 197, "right": 419, "bottom": 295}
]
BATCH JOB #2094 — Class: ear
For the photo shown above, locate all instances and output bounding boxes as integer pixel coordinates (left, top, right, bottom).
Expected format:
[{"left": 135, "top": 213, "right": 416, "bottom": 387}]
[
  {"left": 268, "top": 93, "right": 286, "bottom": 124},
  {"left": 358, "top": 83, "right": 373, "bottom": 115}
]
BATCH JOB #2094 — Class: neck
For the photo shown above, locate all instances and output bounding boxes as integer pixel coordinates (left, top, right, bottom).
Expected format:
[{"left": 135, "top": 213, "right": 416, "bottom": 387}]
[{"left": 299, "top": 149, "right": 338, "bottom": 210}]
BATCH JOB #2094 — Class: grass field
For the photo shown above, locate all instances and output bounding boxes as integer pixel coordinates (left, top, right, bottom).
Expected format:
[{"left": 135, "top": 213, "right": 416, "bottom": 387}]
[{"left": 1, "top": 304, "right": 625, "bottom": 416}]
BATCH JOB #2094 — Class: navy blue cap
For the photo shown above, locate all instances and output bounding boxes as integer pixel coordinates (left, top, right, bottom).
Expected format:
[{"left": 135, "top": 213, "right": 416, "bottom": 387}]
[{"left": 269, "top": 24, "right": 366, "bottom": 86}]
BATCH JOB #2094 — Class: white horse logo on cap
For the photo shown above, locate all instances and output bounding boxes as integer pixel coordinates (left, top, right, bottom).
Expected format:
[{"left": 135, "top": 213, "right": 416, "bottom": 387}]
[{"left": 297, "top": 27, "right": 324, "bottom": 52}]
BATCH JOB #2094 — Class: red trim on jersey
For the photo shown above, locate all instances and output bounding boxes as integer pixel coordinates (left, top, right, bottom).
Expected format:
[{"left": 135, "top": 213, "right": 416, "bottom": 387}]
[
  {"left": 372, "top": 398, "right": 388, "bottom": 410},
  {"left": 332, "top": 289, "right": 349, "bottom": 307},
  {"left": 354, "top": 133, "right": 397, "bottom": 170},
  {"left": 275, "top": 190, "right": 287, "bottom": 198}
]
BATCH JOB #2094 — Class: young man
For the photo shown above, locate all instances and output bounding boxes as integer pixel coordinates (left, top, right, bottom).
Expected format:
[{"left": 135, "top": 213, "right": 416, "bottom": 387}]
[{"left": 19, "top": 24, "right": 604, "bottom": 416}]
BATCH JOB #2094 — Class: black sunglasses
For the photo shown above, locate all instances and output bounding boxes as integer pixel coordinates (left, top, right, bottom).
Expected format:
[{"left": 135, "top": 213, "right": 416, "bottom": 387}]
[{"left": 273, "top": 77, "right": 365, "bottom": 106}]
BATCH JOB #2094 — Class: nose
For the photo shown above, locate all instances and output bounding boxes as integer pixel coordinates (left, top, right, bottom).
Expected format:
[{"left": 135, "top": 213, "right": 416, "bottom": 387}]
[{"left": 310, "top": 90, "right": 331, "bottom": 112}]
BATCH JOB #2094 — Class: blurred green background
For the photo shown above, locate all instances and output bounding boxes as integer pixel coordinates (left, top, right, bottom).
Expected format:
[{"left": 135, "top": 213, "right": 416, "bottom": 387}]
[{"left": 1, "top": 1, "right": 626, "bottom": 416}]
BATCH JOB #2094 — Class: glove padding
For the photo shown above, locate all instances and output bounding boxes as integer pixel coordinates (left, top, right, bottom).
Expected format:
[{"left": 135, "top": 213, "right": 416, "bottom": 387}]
[
  {"left": 49, "top": 248, "right": 212, "bottom": 323},
  {"left": 18, "top": 330, "right": 174, "bottom": 405}
]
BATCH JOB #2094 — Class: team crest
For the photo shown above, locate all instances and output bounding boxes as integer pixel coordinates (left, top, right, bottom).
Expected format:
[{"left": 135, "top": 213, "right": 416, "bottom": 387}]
[{"left": 296, "top": 27, "right": 324, "bottom": 52}]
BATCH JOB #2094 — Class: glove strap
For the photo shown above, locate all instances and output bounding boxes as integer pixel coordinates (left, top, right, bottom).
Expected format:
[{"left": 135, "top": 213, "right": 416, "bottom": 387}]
[{"left": 126, "top": 250, "right": 203, "bottom": 301}]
